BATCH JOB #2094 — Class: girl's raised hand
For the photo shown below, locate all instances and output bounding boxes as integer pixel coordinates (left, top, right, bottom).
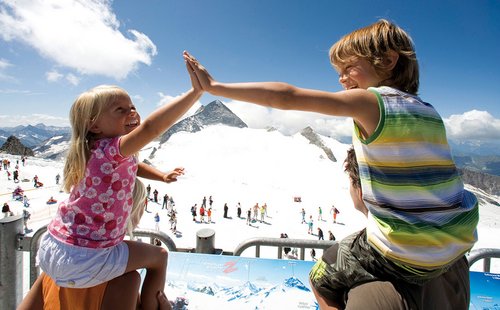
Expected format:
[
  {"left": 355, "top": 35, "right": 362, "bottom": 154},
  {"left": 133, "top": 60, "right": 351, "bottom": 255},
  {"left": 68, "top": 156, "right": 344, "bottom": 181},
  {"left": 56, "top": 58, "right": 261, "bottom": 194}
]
[
  {"left": 185, "top": 53, "right": 202, "bottom": 92},
  {"left": 163, "top": 167, "right": 185, "bottom": 183},
  {"left": 183, "top": 51, "right": 215, "bottom": 92}
]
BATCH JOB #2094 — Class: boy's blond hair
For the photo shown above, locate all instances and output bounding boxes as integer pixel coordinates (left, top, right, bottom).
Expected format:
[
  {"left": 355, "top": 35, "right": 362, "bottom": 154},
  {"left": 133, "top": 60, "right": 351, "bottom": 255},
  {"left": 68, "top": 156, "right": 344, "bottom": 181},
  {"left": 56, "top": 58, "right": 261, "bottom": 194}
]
[
  {"left": 330, "top": 19, "right": 419, "bottom": 95},
  {"left": 62, "top": 85, "right": 130, "bottom": 193}
]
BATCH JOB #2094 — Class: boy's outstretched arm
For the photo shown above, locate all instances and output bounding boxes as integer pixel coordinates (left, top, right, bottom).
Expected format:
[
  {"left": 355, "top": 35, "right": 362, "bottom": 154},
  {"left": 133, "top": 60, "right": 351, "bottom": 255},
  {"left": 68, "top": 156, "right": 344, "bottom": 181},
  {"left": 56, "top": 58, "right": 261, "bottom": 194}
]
[{"left": 183, "top": 51, "right": 380, "bottom": 139}]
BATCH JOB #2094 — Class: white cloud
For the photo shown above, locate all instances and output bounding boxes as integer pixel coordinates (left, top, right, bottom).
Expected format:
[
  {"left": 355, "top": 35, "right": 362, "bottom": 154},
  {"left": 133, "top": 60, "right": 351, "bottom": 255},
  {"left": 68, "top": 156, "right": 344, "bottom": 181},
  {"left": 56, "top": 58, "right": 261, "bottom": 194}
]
[
  {"left": 157, "top": 92, "right": 176, "bottom": 106},
  {"left": 0, "top": 58, "right": 10, "bottom": 70},
  {"left": 0, "top": 88, "right": 31, "bottom": 94},
  {"left": 131, "top": 94, "right": 144, "bottom": 104},
  {"left": 0, "top": 113, "right": 69, "bottom": 127},
  {"left": 46, "top": 70, "right": 63, "bottom": 82},
  {"left": 225, "top": 102, "right": 500, "bottom": 144},
  {"left": 444, "top": 110, "right": 500, "bottom": 141},
  {"left": 0, "top": 0, "right": 157, "bottom": 80},
  {"left": 0, "top": 57, "right": 16, "bottom": 81},
  {"left": 46, "top": 70, "right": 79, "bottom": 85},
  {"left": 225, "top": 99, "right": 352, "bottom": 138},
  {"left": 65, "top": 73, "right": 79, "bottom": 86},
  {"left": 157, "top": 91, "right": 202, "bottom": 119}
]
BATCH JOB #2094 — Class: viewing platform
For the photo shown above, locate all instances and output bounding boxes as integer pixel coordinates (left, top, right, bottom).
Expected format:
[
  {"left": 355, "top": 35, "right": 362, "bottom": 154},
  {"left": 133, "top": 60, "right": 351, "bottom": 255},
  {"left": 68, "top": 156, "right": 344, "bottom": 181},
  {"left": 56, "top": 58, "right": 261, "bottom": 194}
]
[{"left": 2, "top": 215, "right": 499, "bottom": 309}]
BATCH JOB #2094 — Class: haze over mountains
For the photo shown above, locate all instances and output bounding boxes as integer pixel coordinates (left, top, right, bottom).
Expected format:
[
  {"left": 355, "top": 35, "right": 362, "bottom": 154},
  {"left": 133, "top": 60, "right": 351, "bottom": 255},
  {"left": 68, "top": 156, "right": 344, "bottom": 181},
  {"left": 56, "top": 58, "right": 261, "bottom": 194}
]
[
  {"left": 1, "top": 100, "right": 499, "bottom": 194},
  {"left": 0, "top": 123, "right": 70, "bottom": 148}
]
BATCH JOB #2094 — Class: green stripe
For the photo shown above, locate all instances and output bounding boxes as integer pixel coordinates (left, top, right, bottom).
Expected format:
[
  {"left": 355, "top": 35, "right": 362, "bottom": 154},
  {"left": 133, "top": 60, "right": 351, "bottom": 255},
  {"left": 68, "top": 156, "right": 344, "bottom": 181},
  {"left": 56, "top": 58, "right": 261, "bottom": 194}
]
[{"left": 372, "top": 206, "right": 479, "bottom": 244}]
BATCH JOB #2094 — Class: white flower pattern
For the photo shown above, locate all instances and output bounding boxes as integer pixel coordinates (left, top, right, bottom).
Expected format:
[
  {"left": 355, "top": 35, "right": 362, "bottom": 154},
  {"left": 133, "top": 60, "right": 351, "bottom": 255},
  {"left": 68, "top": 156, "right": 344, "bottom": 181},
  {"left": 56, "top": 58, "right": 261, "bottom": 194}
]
[{"left": 100, "top": 162, "right": 113, "bottom": 175}]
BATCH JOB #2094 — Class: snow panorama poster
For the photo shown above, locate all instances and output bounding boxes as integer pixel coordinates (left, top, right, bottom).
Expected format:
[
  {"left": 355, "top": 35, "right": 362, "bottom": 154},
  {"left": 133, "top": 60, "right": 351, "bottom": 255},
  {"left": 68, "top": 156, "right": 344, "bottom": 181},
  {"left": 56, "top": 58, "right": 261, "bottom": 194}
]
[{"left": 164, "top": 252, "right": 318, "bottom": 309}]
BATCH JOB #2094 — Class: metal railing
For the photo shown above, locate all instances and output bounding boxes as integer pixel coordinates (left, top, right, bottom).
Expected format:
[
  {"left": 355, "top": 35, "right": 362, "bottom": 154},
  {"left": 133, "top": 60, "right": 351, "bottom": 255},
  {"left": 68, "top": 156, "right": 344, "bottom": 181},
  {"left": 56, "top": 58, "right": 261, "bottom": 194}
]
[
  {"left": 3, "top": 217, "right": 499, "bottom": 310},
  {"left": 0, "top": 214, "right": 24, "bottom": 309},
  {"left": 467, "top": 248, "right": 500, "bottom": 272},
  {"left": 232, "top": 237, "right": 337, "bottom": 260}
]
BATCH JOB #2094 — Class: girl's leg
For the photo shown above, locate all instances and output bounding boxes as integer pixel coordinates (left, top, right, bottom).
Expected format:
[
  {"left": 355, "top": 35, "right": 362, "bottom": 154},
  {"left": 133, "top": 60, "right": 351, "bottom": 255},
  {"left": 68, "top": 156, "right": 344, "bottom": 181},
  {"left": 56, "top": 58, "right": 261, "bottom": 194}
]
[
  {"left": 101, "top": 271, "right": 141, "bottom": 310},
  {"left": 124, "top": 240, "right": 169, "bottom": 310}
]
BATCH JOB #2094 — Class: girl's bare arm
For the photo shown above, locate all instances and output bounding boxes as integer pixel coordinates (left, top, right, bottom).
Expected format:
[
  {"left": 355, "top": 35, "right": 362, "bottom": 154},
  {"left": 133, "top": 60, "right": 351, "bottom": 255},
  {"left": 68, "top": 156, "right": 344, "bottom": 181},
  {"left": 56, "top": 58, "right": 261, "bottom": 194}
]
[
  {"left": 120, "top": 57, "right": 202, "bottom": 157},
  {"left": 137, "top": 162, "right": 184, "bottom": 183}
]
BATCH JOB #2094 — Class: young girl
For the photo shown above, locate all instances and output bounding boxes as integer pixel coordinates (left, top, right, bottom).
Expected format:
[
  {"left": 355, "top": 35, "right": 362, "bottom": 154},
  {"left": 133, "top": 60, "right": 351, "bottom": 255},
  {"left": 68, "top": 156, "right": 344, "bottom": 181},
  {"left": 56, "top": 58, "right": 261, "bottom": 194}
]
[
  {"left": 184, "top": 19, "right": 478, "bottom": 309},
  {"left": 37, "top": 58, "right": 202, "bottom": 310}
]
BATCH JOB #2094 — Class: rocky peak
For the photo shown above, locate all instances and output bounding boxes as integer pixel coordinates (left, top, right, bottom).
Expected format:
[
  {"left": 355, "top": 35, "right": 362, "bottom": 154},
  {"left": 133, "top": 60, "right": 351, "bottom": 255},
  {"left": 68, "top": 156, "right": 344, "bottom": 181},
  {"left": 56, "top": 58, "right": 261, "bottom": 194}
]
[
  {"left": 0, "top": 135, "right": 34, "bottom": 156},
  {"left": 300, "top": 126, "right": 336, "bottom": 162},
  {"left": 160, "top": 100, "right": 247, "bottom": 144},
  {"left": 459, "top": 168, "right": 500, "bottom": 197}
]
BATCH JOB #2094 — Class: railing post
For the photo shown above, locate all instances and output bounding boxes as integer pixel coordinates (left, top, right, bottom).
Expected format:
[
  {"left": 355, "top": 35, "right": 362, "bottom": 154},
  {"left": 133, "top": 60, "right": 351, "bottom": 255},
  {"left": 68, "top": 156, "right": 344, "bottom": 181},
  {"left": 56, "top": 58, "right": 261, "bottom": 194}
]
[
  {"left": 0, "top": 214, "right": 24, "bottom": 309},
  {"left": 196, "top": 228, "right": 215, "bottom": 254}
]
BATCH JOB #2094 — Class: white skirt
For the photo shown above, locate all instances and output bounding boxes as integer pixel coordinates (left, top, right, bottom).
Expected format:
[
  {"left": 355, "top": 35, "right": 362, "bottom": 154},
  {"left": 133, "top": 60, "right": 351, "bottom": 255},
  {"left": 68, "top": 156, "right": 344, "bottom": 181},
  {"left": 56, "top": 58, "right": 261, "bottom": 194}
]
[{"left": 36, "top": 233, "right": 129, "bottom": 288}]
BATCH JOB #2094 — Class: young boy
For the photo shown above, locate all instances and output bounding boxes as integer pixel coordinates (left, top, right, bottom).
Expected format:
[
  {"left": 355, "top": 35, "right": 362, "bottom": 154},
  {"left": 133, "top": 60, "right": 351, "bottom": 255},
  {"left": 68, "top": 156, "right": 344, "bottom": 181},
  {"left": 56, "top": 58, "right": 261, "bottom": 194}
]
[
  {"left": 184, "top": 18, "right": 478, "bottom": 309},
  {"left": 310, "top": 147, "right": 471, "bottom": 309}
]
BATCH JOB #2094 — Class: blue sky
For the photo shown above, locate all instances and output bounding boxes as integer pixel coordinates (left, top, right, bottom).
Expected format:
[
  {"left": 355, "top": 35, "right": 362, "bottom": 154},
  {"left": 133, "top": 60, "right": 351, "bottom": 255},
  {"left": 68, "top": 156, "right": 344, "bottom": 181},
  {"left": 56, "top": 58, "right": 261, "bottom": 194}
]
[{"left": 0, "top": 0, "right": 499, "bottom": 143}]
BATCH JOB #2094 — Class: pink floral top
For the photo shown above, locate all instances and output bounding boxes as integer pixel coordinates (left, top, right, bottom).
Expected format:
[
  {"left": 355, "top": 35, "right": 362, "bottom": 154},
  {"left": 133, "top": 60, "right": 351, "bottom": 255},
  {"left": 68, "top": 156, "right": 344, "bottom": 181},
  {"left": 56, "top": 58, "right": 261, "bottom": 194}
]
[{"left": 48, "top": 137, "right": 138, "bottom": 248}]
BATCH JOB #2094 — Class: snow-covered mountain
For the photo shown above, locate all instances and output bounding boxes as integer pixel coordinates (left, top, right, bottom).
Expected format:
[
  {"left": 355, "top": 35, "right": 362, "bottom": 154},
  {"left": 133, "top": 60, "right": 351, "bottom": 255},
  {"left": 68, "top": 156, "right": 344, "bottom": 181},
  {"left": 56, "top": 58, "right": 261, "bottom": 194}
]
[
  {"left": 0, "top": 123, "right": 70, "bottom": 147},
  {"left": 25, "top": 100, "right": 339, "bottom": 170},
  {"left": 167, "top": 276, "right": 317, "bottom": 309},
  {"left": 1, "top": 100, "right": 499, "bottom": 188},
  {"left": 448, "top": 139, "right": 500, "bottom": 157},
  {"left": 31, "top": 133, "right": 71, "bottom": 160},
  {"left": 8, "top": 100, "right": 253, "bottom": 160},
  {"left": 159, "top": 99, "right": 247, "bottom": 144}
]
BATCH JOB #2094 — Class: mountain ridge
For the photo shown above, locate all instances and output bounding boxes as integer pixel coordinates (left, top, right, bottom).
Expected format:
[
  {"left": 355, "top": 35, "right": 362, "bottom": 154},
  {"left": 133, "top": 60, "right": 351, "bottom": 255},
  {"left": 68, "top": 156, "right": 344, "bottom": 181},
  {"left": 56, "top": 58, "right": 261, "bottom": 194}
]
[
  {"left": 159, "top": 99, "right": 247, "bottom": 144},
  {"left": 0, "top": 123, "right": 70, "bottom": 147},
  {"left": 1, "top": 101, "right": 499, "bottom": 195}
]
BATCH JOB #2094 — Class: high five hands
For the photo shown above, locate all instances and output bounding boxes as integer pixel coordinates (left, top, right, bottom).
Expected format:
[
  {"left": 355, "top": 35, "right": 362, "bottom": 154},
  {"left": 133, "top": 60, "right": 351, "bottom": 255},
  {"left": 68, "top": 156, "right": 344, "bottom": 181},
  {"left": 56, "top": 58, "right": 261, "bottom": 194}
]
[{"left": 183, "top": 51, "right": 216, "bottom": 93}]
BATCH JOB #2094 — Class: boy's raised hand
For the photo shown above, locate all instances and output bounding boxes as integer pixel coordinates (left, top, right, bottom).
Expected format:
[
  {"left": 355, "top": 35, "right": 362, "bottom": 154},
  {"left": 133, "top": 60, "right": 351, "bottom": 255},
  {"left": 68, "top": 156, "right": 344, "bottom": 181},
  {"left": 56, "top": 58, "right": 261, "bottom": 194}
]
[
  {"left": 183, "top": 51, "right": 215, "bottom": 92},
  {"left": 185, "top": 52, "right": 202, "bottom": 92}
]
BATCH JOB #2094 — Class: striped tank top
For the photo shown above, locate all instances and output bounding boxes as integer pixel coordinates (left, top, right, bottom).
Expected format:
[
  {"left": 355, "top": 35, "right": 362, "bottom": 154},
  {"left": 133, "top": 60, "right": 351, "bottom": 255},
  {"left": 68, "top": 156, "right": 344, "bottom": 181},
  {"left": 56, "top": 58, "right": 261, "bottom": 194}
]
[{"left": 353, "top": 86, "right": 479, "bottom": 270}]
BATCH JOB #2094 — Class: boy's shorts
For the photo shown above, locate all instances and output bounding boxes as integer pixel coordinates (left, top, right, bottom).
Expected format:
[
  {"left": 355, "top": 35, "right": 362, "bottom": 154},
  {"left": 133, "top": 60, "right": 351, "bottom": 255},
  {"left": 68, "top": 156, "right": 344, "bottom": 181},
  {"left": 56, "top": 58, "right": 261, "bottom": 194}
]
[
  {"left": 309, "top": 229, "right": 470, "bottom": 309},
  {"left": 309, "top": 229, "right": 377, "bottom": 306},
  {"left": 37, "top": 233, "right": 129, "bottom": 288}
]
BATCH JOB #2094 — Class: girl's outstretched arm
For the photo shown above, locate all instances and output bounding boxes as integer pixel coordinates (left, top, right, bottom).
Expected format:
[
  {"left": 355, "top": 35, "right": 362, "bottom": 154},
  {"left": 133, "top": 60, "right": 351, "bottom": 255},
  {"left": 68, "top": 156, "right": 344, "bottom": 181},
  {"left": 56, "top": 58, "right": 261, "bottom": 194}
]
[
  {"left": 120, "top": 56, "right": 203, "bottom": 157},
  {"left": 183, "top": 51, "right": 380, "bottom": 138},
  {"left": 137, "top": 162, "right": 184, "bottom": 183}
]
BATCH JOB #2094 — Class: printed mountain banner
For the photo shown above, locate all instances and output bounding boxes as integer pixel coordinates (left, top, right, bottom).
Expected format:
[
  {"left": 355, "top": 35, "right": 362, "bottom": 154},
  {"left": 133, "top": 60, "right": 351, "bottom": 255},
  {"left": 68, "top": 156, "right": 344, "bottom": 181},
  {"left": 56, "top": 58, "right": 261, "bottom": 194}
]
[
  {"left": 162, "top": 252, "right": 318, "bottom": 309},
  {"left": 469, "top": 271, "right": 500, "bottom": 310}
]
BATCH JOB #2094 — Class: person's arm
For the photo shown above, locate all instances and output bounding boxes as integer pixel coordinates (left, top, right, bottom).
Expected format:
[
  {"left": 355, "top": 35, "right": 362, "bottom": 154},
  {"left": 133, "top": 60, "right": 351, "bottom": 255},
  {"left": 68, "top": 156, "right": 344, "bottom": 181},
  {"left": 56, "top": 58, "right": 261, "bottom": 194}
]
[
  {"left": 120, "top": 57, "right": 202, "bottom": 157},
  {"left": 183, "top": 51, "right": 379, "bottom": 139},
  {"left": 17, "top": 274, "right": 45, "bottom": 310},
  {"left": 137, "top": 162, "right": 184, "bottom": 183}
]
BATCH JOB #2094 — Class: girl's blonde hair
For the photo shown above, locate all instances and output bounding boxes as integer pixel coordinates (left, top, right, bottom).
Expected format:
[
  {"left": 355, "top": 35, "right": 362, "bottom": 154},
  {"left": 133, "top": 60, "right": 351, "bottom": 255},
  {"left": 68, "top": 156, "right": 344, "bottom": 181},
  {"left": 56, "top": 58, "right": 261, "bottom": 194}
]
[
  {"left": 329, "top": 19, "right": 419, "bottom": 95},
  {"left": 127, "top": 178, "right": 147, "bottom": 237},
  {"left": 62, "top": 85, "right": 129, "bottom": 193}
]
